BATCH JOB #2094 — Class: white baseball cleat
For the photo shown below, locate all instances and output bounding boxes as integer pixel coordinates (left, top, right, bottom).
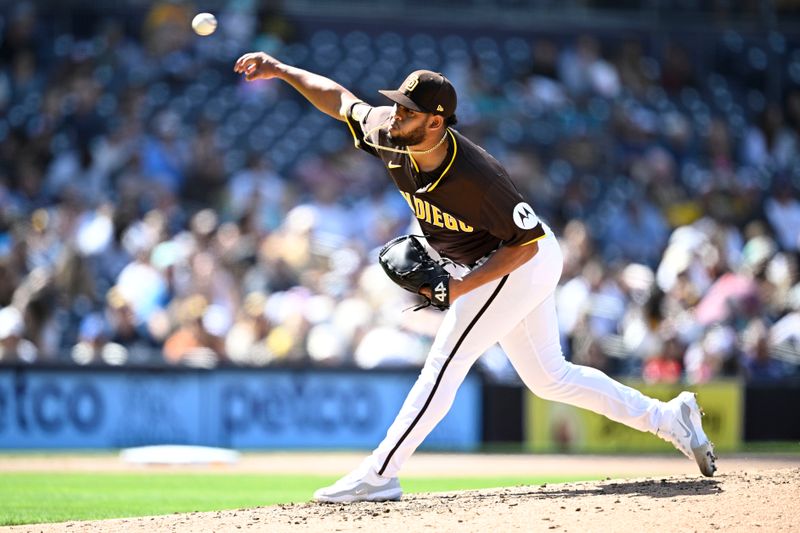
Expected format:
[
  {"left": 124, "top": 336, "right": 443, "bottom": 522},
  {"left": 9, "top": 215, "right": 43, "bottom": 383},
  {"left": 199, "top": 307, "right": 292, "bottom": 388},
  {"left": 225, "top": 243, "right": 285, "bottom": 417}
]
[
  {"left": 313, "top": 467, "right": 402, "bottom": 503},
  {"left": 657, "top": 391, "right": 717, "bottom": 477}
]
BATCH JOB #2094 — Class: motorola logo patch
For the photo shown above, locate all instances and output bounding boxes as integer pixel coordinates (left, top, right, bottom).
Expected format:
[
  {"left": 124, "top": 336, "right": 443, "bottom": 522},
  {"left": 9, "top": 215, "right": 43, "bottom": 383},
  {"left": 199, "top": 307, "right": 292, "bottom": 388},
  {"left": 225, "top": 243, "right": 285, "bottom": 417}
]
[{"left": 512, "top": 202, "right": 539, "bottom": 230}]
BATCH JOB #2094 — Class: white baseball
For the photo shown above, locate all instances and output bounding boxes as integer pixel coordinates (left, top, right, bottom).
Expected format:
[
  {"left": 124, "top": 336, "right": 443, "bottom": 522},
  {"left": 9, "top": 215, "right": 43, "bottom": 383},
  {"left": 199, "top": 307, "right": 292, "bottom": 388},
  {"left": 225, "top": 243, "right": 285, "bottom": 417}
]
[{"left": 191, "top": 13, "right": 217, "bottom": 36}]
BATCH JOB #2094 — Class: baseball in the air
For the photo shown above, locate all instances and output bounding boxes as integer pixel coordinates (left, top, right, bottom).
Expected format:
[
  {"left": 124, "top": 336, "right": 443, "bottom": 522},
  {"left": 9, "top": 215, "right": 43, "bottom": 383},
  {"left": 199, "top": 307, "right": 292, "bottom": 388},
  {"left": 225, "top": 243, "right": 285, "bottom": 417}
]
[{"left": 191, "top": 13, "right": 217, "bottom": 36}]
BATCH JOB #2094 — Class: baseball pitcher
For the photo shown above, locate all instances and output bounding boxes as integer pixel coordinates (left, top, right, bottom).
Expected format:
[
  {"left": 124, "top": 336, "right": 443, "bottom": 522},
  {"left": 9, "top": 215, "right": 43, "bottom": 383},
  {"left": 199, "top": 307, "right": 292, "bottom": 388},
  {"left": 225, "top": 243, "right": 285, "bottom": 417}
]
[{"left": 233, "top": 52, "right": 716, "bottom": 503}]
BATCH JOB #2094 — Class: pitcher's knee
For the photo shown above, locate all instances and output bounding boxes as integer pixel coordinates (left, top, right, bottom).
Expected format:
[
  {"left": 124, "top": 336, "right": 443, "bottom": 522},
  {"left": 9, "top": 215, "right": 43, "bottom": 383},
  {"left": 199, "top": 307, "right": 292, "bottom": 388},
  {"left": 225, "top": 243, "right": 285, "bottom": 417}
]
[{"left": 526, "top": 361, "right": 576, "bottom": 399}]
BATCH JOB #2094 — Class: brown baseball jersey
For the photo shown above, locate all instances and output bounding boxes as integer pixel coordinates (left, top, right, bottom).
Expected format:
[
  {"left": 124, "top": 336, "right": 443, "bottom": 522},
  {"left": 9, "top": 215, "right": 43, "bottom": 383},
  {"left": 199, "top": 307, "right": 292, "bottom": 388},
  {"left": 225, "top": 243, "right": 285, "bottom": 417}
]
[{"left": 344, "top": 104, "right": 545, "bottom": 266}]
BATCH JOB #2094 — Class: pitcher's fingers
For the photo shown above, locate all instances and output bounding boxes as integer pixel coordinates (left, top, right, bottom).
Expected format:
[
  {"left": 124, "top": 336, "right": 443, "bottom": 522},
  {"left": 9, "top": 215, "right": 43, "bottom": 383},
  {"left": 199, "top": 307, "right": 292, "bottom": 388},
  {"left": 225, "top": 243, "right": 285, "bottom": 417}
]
[
  {"left": 234, "top": 58, "right": 252, "bottom": 73},
  {"left": 233, "top": 54, "right": 255, "bottom": 72}
]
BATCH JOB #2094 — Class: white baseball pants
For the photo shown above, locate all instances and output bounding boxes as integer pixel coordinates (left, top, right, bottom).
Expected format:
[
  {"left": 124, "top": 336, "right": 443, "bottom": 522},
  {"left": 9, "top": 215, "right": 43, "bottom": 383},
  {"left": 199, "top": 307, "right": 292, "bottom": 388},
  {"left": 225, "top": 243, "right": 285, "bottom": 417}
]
[{"left": 368, "top": 228, "right": 665, "bottom": 477}]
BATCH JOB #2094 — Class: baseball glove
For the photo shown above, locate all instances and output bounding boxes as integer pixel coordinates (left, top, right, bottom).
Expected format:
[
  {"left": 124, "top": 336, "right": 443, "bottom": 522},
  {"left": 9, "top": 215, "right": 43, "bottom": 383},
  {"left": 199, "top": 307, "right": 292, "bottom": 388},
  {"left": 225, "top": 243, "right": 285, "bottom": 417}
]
[{"left": 378, "top": 235, "right": 450, "bottom": 311}]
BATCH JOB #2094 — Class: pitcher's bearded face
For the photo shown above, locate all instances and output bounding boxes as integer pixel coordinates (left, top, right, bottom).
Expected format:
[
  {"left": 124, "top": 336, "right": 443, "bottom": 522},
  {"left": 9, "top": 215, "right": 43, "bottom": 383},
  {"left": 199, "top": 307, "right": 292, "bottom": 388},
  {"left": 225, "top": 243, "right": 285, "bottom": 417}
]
[
  {"left": 388, "top": 123, "right": 427, "bottom": 146},
  {"left": 388, "top": 105, "right": 430, "bottom": 146}
]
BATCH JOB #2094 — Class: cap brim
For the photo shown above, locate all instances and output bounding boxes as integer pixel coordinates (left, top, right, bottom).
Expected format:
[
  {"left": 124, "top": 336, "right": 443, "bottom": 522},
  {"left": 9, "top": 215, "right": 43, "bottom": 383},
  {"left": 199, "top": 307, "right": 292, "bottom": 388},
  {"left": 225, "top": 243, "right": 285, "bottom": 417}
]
[{"left": 378, "top": 90, "right": 425, "bottom": 112}]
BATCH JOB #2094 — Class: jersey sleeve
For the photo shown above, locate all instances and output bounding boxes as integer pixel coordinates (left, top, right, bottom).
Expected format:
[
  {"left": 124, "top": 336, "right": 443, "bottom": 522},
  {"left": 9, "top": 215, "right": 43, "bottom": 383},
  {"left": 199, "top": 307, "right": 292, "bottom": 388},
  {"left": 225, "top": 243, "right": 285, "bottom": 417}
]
[
  {"left": 480, "top": 178, "right": 546, "bottom": 247},
  {"left": 343, "top": 103, "right": 392, "bottom": 158}
]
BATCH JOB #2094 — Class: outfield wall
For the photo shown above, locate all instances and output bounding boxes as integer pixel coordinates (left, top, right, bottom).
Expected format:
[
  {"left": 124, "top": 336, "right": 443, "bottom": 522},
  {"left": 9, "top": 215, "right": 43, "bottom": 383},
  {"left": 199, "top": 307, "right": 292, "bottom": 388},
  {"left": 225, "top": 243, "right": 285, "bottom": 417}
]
[
  {"left": 1, "top": 365, "right": 798, "bottom": 450},
  {"left": 0, "top": 366, "right": 480, "bottom": 450}
]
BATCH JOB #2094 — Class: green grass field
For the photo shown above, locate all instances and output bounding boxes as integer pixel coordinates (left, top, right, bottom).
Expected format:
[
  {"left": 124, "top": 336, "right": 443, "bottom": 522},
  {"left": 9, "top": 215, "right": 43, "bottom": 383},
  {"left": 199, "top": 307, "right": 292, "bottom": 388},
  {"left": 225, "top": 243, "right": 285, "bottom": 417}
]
[{"left": 0, "top": 472, "right": 603, "bottom": 526}]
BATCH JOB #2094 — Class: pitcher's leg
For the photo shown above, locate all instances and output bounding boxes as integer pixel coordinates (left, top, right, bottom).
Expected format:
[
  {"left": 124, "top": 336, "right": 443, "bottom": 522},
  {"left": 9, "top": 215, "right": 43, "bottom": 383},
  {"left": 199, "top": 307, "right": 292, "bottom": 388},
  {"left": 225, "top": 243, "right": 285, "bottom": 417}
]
[
  {"left": 368, "top": 342, "right": 475, "bottom": 476},
  {"left": 500, "top": 293, "right": 663, "bottom": 433},
  {"left": 369, "top": 275, "right": 514, "bottom": 477}
]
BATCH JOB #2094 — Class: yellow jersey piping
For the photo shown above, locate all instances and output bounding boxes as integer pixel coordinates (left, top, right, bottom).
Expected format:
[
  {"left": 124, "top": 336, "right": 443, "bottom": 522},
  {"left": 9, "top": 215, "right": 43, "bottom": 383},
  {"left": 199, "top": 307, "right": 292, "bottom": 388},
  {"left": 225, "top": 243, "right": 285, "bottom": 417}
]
[
  {"left": 519, "top": 233, "right": 547, "bottom": 247},
  {"left": 426, "top": 129, "right": 458, "bottom": 193},
  {"left": 407, "top": 129, "right": 456, "bottom": 187},
  {"left": 407, "top": 149, "right": 420, "bottom": 172},
  {"left": 344, "top": 116, "right": 361, "bottom": 149}
]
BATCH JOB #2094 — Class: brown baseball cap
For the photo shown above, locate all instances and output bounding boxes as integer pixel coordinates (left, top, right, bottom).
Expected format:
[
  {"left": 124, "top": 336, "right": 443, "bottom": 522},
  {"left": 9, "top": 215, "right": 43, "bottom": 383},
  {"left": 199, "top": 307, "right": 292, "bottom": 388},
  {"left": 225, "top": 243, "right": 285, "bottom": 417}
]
[{"left": 379, "top": 70, "right": 457, "bottom": 118}]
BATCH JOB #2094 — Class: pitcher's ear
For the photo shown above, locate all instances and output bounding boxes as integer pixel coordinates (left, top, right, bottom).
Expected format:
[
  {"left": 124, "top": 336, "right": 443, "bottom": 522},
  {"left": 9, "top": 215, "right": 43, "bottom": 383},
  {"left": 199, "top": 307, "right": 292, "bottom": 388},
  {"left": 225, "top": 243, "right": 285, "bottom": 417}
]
[{"left": 428, "top": 115, "right": 444, "bottom": 130}]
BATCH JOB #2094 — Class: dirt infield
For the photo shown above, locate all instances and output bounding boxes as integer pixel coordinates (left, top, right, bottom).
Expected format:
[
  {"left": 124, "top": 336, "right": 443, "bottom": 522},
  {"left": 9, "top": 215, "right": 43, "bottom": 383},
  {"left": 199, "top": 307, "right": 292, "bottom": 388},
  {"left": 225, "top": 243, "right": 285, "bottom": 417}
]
[{"left": 2, "top": 453, "right": 799, "bottom": 532}]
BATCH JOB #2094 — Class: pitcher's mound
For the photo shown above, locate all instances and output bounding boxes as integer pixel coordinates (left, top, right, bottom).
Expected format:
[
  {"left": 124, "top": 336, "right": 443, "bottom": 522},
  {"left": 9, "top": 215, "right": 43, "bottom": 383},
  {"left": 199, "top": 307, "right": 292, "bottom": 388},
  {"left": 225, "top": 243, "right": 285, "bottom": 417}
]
[{"left": 17, "top": 468, "right": 798, "bottom": 533}]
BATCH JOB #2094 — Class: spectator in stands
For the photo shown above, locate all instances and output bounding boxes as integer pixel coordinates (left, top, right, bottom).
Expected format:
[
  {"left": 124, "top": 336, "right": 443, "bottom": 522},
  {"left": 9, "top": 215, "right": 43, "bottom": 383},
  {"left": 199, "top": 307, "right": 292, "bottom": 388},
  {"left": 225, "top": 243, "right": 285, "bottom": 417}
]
[
  {"left": 529, "top": 38, "right": 560, "bottom": 81},
  {"left": 105, "top": 286, "right": 163, "bottom": 364},
  {"left": 262, "top": 286, "right": 314, "bottom": 364},
  {"left": 742, "top": 105, "right": 799, "bottom": 171},
  {"left": 604, "top": 195, "right": 669, "bottom": 267},
  {"left": 224, "top": 291, "right": 275, "bottom": 365},
  {"left": 684, "top": 325, "right": 737, "bottom": 384},
  {"left": 184, "top": 118, "right": 226, "bottom": 208},
  {"left": 770, "top": 286, "right": 800, "bottom": 365},
  {"left": 741, "top": 319, "right": 789, "bottom": 382},
  {"left": 0, "top": 3, "right": 44, "bottom": 71},
  {"left": 163, "top": 294, "right": 225, "bottom": 367},
  {"left": 559, "top": 35, "right": 621, "bottom": 98},
  {"left": 141, "top": 111, "right": 190, "bottom": 197},
  {"left": 659, "top": 42, "right": 695, "bottom": 94},
  {"left": 226, "top": 153, "right": 289, "bottom": 233},
  {"left": 642, "top": 332, "right": 684, "bottom": 384},
  {"left": 613, "top": 38, "right": 652, "bottom": 97},
  {"left": 0, "top": 306, "right": 38, "bottom": 363},
  {"left": 70, "top": 313, "right": 124, "bottom": 365},
  {"left": 764, "top": 179, "right": 800, "bottom": 253}
]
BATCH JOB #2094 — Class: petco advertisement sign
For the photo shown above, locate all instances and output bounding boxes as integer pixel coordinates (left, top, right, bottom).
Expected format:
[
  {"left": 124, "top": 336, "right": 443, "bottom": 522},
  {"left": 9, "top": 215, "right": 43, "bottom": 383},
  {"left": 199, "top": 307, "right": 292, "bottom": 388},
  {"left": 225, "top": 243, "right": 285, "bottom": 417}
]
[
  {"left": 0, "top": 367, "right": 480, "bottom": 450},
  {"left": 0, "top": 370, "right": 203, "bottom": 448},
  {"left": 212, "top": 370, "right": 479, "bottom": 449}
]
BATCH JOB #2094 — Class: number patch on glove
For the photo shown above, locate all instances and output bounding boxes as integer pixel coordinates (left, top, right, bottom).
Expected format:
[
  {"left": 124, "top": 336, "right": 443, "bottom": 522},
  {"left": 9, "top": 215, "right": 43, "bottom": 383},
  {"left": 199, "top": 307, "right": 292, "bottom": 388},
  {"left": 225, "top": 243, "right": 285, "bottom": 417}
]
[{"left": 434, "top": 281, "right": 447, "bottom": 303}]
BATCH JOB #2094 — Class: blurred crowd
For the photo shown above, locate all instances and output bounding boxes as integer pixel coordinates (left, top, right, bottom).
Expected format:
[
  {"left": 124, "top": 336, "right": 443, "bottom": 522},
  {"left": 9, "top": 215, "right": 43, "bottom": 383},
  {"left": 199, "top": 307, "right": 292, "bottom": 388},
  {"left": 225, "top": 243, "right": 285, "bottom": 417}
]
[{"left": 1, "top": 2, "right": 799, "bottom": 384}]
